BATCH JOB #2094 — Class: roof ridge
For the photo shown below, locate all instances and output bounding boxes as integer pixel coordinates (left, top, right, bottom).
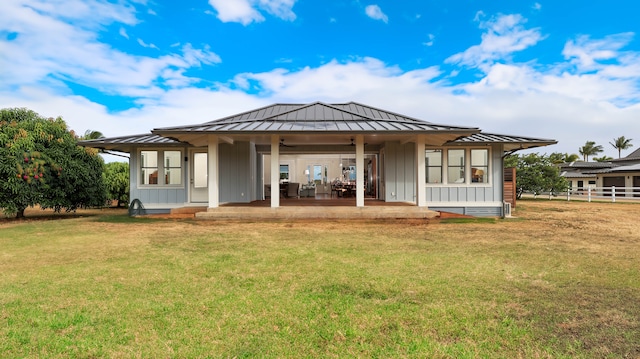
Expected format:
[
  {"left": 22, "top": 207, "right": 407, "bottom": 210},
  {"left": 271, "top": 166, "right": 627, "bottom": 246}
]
[{"left": 203, "top": 103, "right": 306, "bottom": 125}]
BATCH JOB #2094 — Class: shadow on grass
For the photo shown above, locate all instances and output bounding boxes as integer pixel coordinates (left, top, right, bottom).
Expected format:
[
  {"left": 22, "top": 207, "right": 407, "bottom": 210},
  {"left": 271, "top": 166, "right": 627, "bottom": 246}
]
[{"left": 93, "top": 214, "right": 165, "bottom": 224}]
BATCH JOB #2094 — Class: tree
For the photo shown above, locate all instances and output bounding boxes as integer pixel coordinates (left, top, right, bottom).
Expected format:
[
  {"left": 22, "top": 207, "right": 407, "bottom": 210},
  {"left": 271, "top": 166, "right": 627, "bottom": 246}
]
[
  {"left": 0, "top": 108, "right": 107, "bottom": 218},
  {"left": 562, "top": 153, "right": 580, "bottom": 163},
  {"left": 609, "top": 136, "right": 633, "bottom": 159},
  {"left": 504, "top": 153, "right": 569, "bottom": 199},
  {"left": 593, "top": 155, "right": 613, "bottom": 162},
  {"left": 81, "top": 129, "right": 105, "bottom": 140},
  {"left": 578, "top": 141, "right": 603, "bottom": 162},
  {"left": 103, "top": 162, "right": 129, "bottom": 207}
]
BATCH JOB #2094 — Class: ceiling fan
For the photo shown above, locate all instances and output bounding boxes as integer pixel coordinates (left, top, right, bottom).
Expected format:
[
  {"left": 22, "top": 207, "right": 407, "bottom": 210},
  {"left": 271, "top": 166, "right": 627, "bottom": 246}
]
[
  {"left": 349, "top": 138, "right": 367, "bottom": 146},
  {"left": 280, "top": 139, "right": 295, "bottom": 147}
]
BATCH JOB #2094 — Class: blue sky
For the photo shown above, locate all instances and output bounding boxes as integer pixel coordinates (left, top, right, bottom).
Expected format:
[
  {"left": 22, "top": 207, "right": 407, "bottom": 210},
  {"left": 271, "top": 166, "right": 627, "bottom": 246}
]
[{"left": 1, "top": 0, "right": 640, "bottom": 160}]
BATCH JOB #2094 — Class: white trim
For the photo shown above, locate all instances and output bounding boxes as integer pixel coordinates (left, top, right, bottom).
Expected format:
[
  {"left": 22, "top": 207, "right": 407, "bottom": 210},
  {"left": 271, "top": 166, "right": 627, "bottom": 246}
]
[
  {"left": 136, "top": 148, "right": 185, "bottom": 189},
  {"left": 207, "top": 135, "right": 219, "bottom": 208},
  {"left": 270, "top": 135, "right": 280, "bottom": 208},
  {"left": 424, "top": 146, "right": 492, "bottom": 186},
  {"left": 356, "top": 135, "right": 365, "bottom": 207}
]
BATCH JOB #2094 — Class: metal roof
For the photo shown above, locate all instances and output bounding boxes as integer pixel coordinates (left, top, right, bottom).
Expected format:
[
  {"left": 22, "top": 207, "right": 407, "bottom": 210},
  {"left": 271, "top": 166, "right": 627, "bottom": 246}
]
[
  {"left": 153, "top": 102, "right": 479, "bottom": 135},
  {"left": 78, "top": 133, "right": 181, "bottom": 151},
  {"left": 558, "top": 161, "right": 616, "bottom": 169},
  {"left": 600, "top": 163, "right": 640, "bottom": 173},
  {"left": 560, "top": 171, "right": 597, "bottom": 179},
  {"left": 78, "top": 102, "right": 557, "bottom": 153},
  {"left": 447, "top": 132, "right": 557, "bottom": 151},
  {"left": 611, "top": 147, "right": 640, "bottom": 162}
]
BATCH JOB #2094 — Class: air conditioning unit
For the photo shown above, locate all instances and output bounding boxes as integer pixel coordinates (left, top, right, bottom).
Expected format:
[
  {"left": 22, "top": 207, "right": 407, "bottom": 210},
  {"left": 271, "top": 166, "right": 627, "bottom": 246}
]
[{"left": 503, "top": 202, "right": 512, "bottom": 218}]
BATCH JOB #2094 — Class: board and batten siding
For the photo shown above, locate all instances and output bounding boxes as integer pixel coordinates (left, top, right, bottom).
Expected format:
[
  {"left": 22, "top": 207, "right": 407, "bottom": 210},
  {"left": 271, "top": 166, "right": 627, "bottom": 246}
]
[
  {"left": 129, "top": 146, "right": 189, "bottom": 208},
  {"left": 425, "top": 144, "right": 504, "bottom": 216},
  {"left": 219, "top": 141, "right": 255, "bottom": 203},
  {"left": 383, "top": 141, "right": 416, "bottom": 203}
]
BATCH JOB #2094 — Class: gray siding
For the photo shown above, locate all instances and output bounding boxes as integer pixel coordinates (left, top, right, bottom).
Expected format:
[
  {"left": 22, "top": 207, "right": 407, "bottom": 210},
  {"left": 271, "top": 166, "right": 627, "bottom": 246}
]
[
  {"left": 425, "top": 144, "right": 503, "bottom": 203},
  {"left": 129, "top": 146, "right": 188, "bottom": 207},
  {"left": 428, "top": 206, "right": 502, "bottom": 217},
  {"left": 219, "top": 141, "right": 252, "bottom": 203},
  {"left": 384, "top": 141, "right": 416, "bottom": 202}
]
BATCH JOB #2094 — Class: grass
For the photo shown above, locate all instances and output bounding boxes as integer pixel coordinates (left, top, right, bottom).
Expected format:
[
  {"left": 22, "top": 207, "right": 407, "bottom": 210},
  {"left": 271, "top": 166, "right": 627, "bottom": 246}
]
[{"left": 1, "top": 200, "right": 639, "bottom": 358}]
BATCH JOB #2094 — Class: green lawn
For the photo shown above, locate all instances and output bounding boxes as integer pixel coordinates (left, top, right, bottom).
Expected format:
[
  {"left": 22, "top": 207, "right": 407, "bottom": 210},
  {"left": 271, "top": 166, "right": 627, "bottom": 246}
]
[{"left": 1, "top": 201, "right": 639, "bottom": 358}]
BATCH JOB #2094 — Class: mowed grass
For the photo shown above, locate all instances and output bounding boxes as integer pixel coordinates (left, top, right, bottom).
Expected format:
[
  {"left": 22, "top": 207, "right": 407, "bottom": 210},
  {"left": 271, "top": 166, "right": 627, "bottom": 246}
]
[{"left": 1, "top": 201, "right": 639, "bottom": 358}]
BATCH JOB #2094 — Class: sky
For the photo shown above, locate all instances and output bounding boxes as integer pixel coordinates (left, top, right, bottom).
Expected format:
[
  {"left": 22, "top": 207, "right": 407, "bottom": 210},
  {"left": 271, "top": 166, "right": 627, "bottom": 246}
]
[{"left": 1, "top": 0, "right": 640, "bottom": 161}]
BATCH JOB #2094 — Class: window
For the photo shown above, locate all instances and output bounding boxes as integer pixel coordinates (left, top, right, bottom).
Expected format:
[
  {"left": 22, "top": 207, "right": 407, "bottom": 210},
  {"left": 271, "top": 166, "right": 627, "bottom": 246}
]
[
  {"left": 425, "top": 150, "right": 442, "bottom": 183},
  {"left": 313, "top": 165, "right": 323, "bottom": 185},
  {"left": 140, "top": 150, "right": 182, "bottom": 186},
  {"left": 164, "top": 151, "right": 182, "bottom": 185},
  {"left": 279, "top": 164, "right": 289, "bottom": 181},
  {"left": 141, "top": 150, "right": 158, "bottom": 185},
  {"left": 471, "top": 149, "right": 488, "bottom": 183},
  {"left": 448, "top": 149, "right": 465, "bottom": 183}
]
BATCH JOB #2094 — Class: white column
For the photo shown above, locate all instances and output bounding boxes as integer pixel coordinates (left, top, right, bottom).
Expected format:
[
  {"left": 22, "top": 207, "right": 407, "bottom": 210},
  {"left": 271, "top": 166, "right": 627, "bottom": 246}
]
[
  {"left": 356, "top": 135, "right": 365, "bottom": 207},
  {"left": 270, "top": 135, "right": 280, "bottom": 208},
  {"left": 416, "top": 135, "right": 426, "bottom": 207},
  {"left": 207, "top": 135, "right": 219, "bottom": 208}
]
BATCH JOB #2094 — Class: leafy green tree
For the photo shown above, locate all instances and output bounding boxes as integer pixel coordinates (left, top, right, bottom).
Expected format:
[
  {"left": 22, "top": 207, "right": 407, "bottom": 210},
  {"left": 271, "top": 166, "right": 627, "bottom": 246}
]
[
  {"left": 104, "top": 162, "right": 129, "bottom": 207},
  {"left": 0, "top": 108, "right": 107, "bottom": 218},
  {"left": 578, "top": 141, "right": 603, "bottom": 162},
  {"left": 609, "top": 136, "right": 633, "bottom": 159},
  {"left": 504, "top": 153, "right": 569, "bottom": 199}
]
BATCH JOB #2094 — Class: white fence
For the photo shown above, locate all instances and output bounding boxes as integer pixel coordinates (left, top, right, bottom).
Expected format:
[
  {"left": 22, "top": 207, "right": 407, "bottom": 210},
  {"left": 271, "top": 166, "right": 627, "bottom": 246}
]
[{"left": 524, "top": 186, "right": 640, "bottom": 203}]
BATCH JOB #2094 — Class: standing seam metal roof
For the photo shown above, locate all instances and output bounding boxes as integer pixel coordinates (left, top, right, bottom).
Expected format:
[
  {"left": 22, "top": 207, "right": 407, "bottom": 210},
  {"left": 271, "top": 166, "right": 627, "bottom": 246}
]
[{"left": 152, "top": 102, "right": 479, "bottom": 134}]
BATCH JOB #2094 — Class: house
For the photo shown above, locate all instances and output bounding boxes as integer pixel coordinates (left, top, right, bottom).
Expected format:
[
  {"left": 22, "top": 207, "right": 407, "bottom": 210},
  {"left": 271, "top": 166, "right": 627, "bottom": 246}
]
[
  {"left": 80, "top": 102, "right": 556, "bottom": 218},
  {"left": 559, "top": 148, "right": 640, "bottom": 197}
]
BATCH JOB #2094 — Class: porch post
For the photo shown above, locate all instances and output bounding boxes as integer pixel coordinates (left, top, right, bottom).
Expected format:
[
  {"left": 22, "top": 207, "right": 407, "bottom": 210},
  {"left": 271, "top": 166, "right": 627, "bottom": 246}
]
[
  {"left": 207, "top": 134, "right": 219, "bottom": 208},
  {"left": 270, "top": 135, "right": 280, "bottom": 208},
  {"left": 356, "top": 135, "right": 365, "bottom": 207},
  {"left": 416, "top": 135, "right": 426, "bottom": 207}
]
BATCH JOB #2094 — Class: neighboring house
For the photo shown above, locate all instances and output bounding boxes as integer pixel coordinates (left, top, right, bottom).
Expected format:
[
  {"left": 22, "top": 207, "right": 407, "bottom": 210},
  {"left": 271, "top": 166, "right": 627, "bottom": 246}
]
[
  {"left": 559, "top": 147, "right": 640, "bottom": 196},
  {"left": 559, "top": 161, "right": 612, "bottom": 191},
  {"left": 80, "top": 102, "right": 556, "bottom": 217}
]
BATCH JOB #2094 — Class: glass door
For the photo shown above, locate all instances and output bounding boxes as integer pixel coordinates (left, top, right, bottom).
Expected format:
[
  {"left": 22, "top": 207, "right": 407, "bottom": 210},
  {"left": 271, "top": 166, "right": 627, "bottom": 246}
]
[{"left": 190, "top": 151, "right": 208, "bottom": 203}]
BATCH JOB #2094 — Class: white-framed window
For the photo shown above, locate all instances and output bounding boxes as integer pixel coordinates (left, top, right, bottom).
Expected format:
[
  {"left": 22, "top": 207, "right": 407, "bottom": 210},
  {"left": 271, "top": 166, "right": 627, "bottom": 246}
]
[
  {"left": 448, "top": 149, "right": 466, "bottom": 183},
  {"left": 425, "top": 147, "right": 491, "bottom": 185},
  {"left": 139, "top": 149, "right": 183, "bottom": 186},
  {"left": 471, "top": 149, "right": 488, "bottom": 183},
  {"left": 164, "top": 151, "right": 182, "bottom": 185},
  {"left": 425, "top": 149, "right": 442, "bottom": 183},
  {"left": 279, "top": 164, "right": 289, "bottom": 181}
]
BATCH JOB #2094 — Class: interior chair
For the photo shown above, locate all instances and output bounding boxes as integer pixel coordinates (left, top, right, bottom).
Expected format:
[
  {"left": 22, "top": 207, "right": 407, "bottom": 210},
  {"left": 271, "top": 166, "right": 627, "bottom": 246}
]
[
  {"left": 331, "top": 182, "right": 341, "bottom": 198},
  {"left": 287, "top": 182, "right": 300, "bottom": 199}
]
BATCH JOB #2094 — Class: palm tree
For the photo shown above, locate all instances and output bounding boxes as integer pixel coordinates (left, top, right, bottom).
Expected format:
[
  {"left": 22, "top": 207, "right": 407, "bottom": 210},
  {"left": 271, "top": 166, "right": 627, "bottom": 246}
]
[
  {"left": 609, "top": 136, "right": 633, "bottom": 159},
  {"left": 81, "top": 130, "right": 105, "bottom": 140},
  {"left": 578, "top": 141, "right": 603, "bottom": 162},
  {"left": 593, "top": 155, "right": 613, "bottom": 162},
  {"left": 563, "top": 153, "right": 580, "bottom": 163}
]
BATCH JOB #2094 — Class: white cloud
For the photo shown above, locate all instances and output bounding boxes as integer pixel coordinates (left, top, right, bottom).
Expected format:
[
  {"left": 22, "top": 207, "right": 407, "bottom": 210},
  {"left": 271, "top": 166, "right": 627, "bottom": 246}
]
[
  {"left": 137, "top": 38, "right": 159, "bottom": 49},
  {"left": 0, "top": 0, "right": 221, "bottom": 99},
  {"left": 1, "top": 4, "right": 639, "bottom": 161},
  {"left": 207, "top": 0, "right": 296, "bottom": 25},
  {"left": 365, "top": 5, "right": 388, "bottom": 23},
  {"left": 532, "top": 2, "right": 542, "bottom": 11},
  {"left": 563, "top": 32, "right": 634, "bottom": 71},
  {"left": 423, "top": 34, "right": 435, "bottom": 47},
  {"left": 119, "top": 27, "right": 129, "bottom": 39},
  {"left": 446, "top": 14, "right": 544, "bottom": 71}
]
